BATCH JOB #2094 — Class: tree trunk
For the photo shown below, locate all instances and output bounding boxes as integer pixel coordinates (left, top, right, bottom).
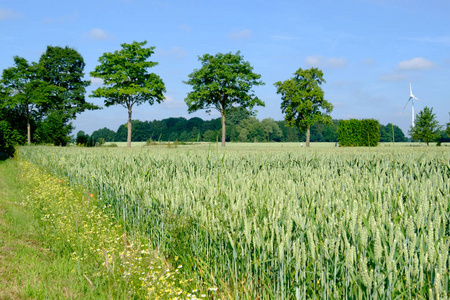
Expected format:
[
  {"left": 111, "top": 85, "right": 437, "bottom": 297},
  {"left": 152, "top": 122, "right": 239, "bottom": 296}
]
[
  {"left": 127, "top": 105, "right": 132, "bottom": 148},
  {"left": 306, "top": 125, "right": 310, "bottom": 147},
  {"left": 27, "top": 121, "right": 31, "bottom": 146},
  {"left": 221, "top": 112, "right": 226, "bottom": 147},
  {"left": 26, "top": 105, "right": 31, "bottom": 146}
]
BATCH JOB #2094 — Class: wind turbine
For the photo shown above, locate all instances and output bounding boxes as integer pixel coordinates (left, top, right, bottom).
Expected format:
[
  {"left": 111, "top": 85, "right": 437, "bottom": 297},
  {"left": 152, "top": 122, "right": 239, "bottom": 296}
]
[{"left": 403, "top": 81, "right": 420, "bottom": 128}]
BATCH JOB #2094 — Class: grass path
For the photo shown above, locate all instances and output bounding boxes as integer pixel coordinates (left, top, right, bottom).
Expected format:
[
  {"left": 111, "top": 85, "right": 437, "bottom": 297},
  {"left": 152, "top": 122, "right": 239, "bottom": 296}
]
[
  {"left": 0, "top": 158, "right": 200, "bottom": 299},
  {"left": 0, "top": 159, "right": 98, "bottom": 299}
]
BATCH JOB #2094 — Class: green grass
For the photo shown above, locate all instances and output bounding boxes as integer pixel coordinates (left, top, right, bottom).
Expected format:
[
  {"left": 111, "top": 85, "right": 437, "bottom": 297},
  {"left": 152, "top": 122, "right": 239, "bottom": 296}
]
[
  {"left": 0, "top": 159, "right": 124, "bottom": 299},
  {"left": 0, "top": 159, "right": 73, "bottom": 298}
]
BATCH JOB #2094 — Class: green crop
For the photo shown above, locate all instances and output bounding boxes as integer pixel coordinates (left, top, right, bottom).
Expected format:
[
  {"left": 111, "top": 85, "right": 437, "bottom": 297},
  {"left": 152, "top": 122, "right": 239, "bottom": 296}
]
[{"left": 20, "top": 144, "right": 450, "bottom": 299}]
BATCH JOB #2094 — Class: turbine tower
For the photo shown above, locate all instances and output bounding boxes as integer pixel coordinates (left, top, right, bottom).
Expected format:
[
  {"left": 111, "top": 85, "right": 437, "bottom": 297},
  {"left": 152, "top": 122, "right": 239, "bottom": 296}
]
[{"left": 403, "top": 81, "right": 420, "bottom": 128}]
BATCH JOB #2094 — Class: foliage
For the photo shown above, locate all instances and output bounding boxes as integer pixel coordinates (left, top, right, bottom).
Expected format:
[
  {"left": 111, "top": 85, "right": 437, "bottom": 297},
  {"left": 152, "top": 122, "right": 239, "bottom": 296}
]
[
  {"left": 0, "top": 120, "right": 20, "bottom": 158},
  {"left": 0, "top": 47, "right": 96, "bottom": 146},
  {"left": 90, "top": 41, "right": 165, "bottom": 147},
  {"left": 96, "top": 137, "right": 106, "bottom": 146},
  {"left": 91, "top": 127, "right": 116, "bottom": 142},
  {"left": 184, "top": 51, "right": 265, "bottom": 146},
  {"left": 260, "top": 118, "right": 283, "bottom": 142},
  {"left": 338, "top": 119, "right": 380, "bottom": 147},
  {"left": 310, "top": 119, "right": 339, "bottom": 142},
  {"left": 39, "top": 46, "right": 96, "bottom": 118},
  {"left": 0, "top": 56, "right": 56, "bottom": 145},
  {"left": 20, "top": 146, "right": 450, "bottom": 299},
  {"left": 0, "top": 47, "right": 94, "bottom": 147},
  {"left": 75, "top": 130, "right": 89, "bottom": 145},
  {"left": 202, "top": 130, "right": 218, "bottom": 142},
  {"left": 379, "top": 123, "right": 408, "bottom": 142},
  {"left": 275, "top": 67, "right": 333, "bottom": 147},
  {"left": 35, "top": 112, "right": 72, "bottom": 146},
  {"left": 411, "top": 106, "right": 440, "bottom": 146},
  {"left": 75, "top": 131, "right": 101, "bottom": 147},
  {"left": 92, "top": 115, "right": 408, "bottom": 144},
  {"left": 0, "top": 106, "right": 26, "bottom": 157}
]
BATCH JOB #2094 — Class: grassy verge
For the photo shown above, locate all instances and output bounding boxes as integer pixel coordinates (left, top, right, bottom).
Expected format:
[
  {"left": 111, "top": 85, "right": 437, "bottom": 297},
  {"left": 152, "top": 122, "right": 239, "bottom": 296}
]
[
  {"left": 0, "top": 158, "right": 199, "bottom": 299},
  {"left": 0, "top": 158, "right": 96, "bottom": 299}
]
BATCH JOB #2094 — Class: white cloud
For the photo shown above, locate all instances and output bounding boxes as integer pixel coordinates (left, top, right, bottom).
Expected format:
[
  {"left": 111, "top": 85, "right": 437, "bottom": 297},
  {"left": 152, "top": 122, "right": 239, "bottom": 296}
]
[
  {"left": 378, "top": 73, "right": 406, "bottom": 82},
  {"left": 305, "top": 56, "right": 322, "bottom": 67},
  {"left": 161, "top": 95, "right": 186, "bottom": 109},
  {"left": 157, "top": 46, "right": 187, "bottom": 59},
  {"left": 327, "top": 57, "right": 348, "bottom": 68},
  {"left": 90, "top": 77, "right": 104, "bottom": 85},
  {"left": 397, "top": 57, "right": 435, "bottom": 71},
  {"left": 361, "top": 58, "right": 376, "bottom": 66},
  {"left": 305, "top": 55, "right": 348, "bottom": 69},
  {"left": 228, "top": 29, "right": 252, "bottom": 40},
  {"left": 0, "top": 8, "right": 22, "bottom": 20},
  {"left": 87, "top": 28, "right": 114, "bottom": 41}
]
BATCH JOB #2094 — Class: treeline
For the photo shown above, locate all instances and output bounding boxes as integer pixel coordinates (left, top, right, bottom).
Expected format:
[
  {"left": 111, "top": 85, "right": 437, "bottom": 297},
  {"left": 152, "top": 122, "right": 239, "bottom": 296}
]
[
  {"left": 0, "top": 46, "right": 96, "bottom": 156},
  {"left": 85, "top": 108, "right": 409, "bottom": 144}
]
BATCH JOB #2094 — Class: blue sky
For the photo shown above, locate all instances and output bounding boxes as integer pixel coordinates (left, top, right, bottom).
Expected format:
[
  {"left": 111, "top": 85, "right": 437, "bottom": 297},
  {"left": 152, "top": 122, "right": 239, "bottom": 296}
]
[{"left": 1, "top": 0, "right": 449, "bottom": 136}]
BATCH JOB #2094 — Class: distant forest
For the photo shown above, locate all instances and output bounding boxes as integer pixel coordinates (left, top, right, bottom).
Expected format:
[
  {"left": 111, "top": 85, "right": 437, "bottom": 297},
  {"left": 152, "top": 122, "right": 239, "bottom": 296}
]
[{"left": 85, "top": 109, "right": 412, "bottom": 144}]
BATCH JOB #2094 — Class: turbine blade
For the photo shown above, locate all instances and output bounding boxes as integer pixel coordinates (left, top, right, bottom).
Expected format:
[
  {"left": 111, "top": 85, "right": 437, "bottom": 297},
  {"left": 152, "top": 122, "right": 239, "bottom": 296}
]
[
  {"left": 414, "top": 96, "right": 420, "bottom": 101},
  {"left": 409, "top": 81, "right": 412, "bottom": 95},
  {"left": 403, "top": 97, "right": 411, "bottom": 109}
]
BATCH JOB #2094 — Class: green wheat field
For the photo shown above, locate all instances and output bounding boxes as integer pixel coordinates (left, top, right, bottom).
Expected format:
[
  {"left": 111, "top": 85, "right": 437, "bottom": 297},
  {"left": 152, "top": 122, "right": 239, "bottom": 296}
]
[{"left": 19, "top": 143, "right": 450, "bottom": 299}]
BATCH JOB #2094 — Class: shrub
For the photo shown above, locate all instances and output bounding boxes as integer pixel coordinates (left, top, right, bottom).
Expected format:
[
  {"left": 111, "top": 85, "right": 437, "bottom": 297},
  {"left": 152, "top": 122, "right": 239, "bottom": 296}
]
[
  {"left": 0, "top": 120, "right": 22, "bottom": 158},
  {"left": 338, "top": 119, "right": 380, "bottom": 147}
]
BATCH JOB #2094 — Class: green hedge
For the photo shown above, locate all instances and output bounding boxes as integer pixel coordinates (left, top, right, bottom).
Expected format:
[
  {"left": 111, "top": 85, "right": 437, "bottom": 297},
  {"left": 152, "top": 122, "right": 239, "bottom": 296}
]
[{"left": 337, "top": 119, "right": 380, "bottom": 147}]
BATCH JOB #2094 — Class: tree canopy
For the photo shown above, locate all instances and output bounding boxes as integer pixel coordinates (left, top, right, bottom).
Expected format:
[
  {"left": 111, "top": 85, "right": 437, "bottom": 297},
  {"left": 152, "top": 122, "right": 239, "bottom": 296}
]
[
  {"left": 90, "top": 41, "right": 166, "bottom": 147},
  {"left": 38, "top": 46, "right": 97, "bottom": 145},
  {"left": 0, "top": 47, "right": 96, "bottom": 146},
  {"left": 1, "top": 56, "right": 53, "bottom": 145},
  {"left": 411, "top": 106, "right": 440, "bottom": 146},
  {"left": 39, "top": 46, "right": 95, "bottom": 118},
  {"left": 379, "top": 123, "right": 408, "bottom": 142},
  {"left": 274, "top": 67, "right": 333, "bottom": 147},
  {"left": 184, "top": 51, "right": 265, "bottom": 147}
]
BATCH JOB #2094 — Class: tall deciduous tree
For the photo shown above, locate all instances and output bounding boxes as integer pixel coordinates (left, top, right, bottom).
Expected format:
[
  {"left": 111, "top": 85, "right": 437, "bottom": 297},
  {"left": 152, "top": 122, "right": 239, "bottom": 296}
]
[
  {"left": 274, "top": 67, "right": 333, "bottom": 147},
  {"left": 184, "top": 51, "right": 265, "bottom": 147},
  {"left": 90, "top": 41, "right": 166, "bottom": 147},
  {"left": 40, "top": 46, "right": 95, "bottom": 116},
  {"left": 39, "top": 46, "right": 97, "bottom": 145},
  {"left": 411, "top": 106, "right": 440, "bottom": 146},
  {"left": 1, "top": 56, "right": 55, "bottom": 145}
]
